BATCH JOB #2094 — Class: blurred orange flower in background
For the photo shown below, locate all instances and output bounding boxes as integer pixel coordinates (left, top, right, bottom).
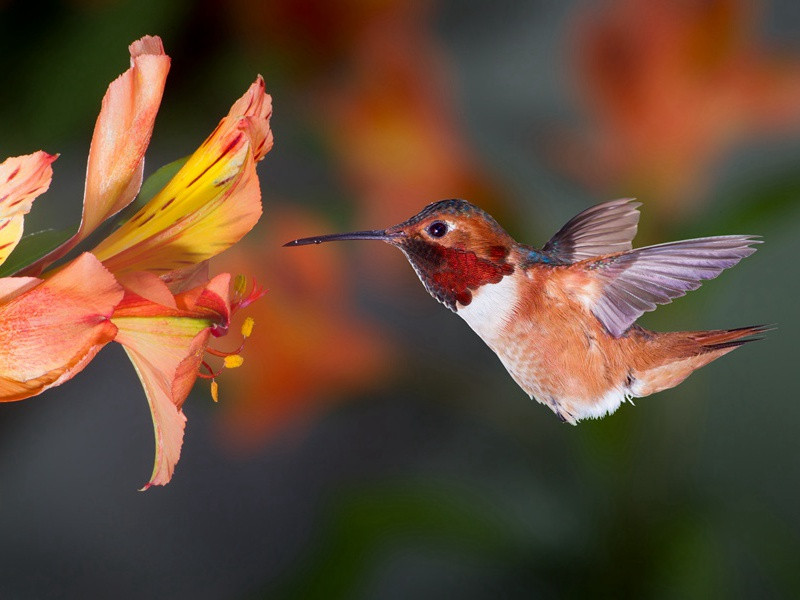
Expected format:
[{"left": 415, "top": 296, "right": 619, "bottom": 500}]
[
  {"left": 215, "top": 208, "right": 393, "bottom": 451},
  {"left": 560, "top": 0, "right": 800, "bottom": 219},
  {"left": 319, "top": 3, "right": 500, "bottom": 230}
]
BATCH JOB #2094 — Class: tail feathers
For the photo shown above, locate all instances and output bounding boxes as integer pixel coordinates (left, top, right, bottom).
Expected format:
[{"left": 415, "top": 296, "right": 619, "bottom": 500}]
[
  {"left": 691, "top": 324, "right": 774, "bottom": 351},
  {"left": 629, "top": 324, "right": 771, "bottom": 397}
]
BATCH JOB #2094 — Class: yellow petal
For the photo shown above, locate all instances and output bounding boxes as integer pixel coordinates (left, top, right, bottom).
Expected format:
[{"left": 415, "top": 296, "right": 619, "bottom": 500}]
[
  {"left": 91, "top": 77, "right": 272, "bottom": 275},
  {"left": 0, "top": 152, "right": 57, "bottom": 267}
]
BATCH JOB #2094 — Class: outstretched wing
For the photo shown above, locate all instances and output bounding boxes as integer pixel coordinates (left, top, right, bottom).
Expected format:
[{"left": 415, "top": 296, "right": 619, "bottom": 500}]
[
  {"left": 588, "top": 236, "right": 760, "bottom": 337},
  {"left": 542, "top": 199, "right": 641, "bottom": 263}
]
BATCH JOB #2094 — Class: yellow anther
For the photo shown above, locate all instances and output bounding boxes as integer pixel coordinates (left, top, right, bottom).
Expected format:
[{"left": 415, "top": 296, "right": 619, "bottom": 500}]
[
  {"left": 210, "top": 380, "right": 219, "bottom": 402},
  {"left": 234, "top": 274, "right": 248, "bottom": 297},
  {"left": 241, "top": 317, "right": 255, "bottom": 338},
  {"left": 224, "top": 354, "right": 244, "bottom": 369}
]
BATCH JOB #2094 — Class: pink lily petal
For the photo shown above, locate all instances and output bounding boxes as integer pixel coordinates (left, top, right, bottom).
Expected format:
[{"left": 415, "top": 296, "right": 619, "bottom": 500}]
[
  {"left": 0, "top": 151, "right": 57, "bottom": 267},
  {"left": 116, "top": 271, "right": 178, "bottom": 309},
  {"left": 161, "top": 261, "right": 211, "bottom": 295},
  {"left": 111, "top": 273, "right": 233, "bottom": 489},
  {"left": 0, "top": 277, "right": 40, "bottom": 303},
  {"left": 0, "top": 253, "right": 123, "bottom": 401},
  {"left": 81, "top": 35, "right": 170, "bottom": 241},
  {"left": 22, "top": 36, "right": 170, "bottom": 275}
]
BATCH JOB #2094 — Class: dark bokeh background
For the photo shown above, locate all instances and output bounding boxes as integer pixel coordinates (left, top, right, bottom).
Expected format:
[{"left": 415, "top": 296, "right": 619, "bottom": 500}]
[{"left": 1, "top": 0, "right": 799, "bottom": 598}]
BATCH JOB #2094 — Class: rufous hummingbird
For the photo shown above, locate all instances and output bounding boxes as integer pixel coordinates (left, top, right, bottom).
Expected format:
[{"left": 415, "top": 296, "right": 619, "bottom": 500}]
[{"left": 284, "top": 199, "right": 765, "bottom": 423}]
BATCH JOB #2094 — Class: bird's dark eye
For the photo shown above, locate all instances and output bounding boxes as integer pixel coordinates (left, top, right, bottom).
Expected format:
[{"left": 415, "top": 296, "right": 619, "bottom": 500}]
[{"left": 427, "top": 221, "right": 448, "bottom": 238}]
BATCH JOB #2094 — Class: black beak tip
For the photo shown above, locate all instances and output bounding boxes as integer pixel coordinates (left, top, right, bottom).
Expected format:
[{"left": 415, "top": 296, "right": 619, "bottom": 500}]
[{"left": 283, "top": 237, "right": 323, "bottom": 247}]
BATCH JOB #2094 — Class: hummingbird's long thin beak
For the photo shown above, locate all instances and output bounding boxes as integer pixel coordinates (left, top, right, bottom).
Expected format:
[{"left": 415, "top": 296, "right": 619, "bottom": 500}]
[{"left": 283, "top": 229, "right": 400, "bottom": 247}]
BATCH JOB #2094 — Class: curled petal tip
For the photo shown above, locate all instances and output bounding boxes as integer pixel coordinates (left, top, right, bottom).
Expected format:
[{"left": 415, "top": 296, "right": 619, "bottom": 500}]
[
  {"left": 1, "top": 151, "right": 59, "bottom": 267},
  {"left": 0, "top": 150, "right": 58, "bottom": 213},
  {"left": 129, "top": 35, "right": 165, "bottom": 57},
  {"left": 17, "top": 34, "right": 174, "bottom": 278},
  {"left": 228, "top": 77, "right": 273, "bottom": 162}
]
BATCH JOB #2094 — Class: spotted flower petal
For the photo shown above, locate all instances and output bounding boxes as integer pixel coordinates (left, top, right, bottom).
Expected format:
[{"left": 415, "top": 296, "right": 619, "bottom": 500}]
[
  {"left": 91, "top": 77, "right": 273, "bottom": 275},
  {"left": 111, "top": 274, "right": 233, "bottom": 489},
  {"left": 0, "top": 253, "right": 123, "bottom": 401},
  {"left": 0, "top": 151, "right": 57, "bottom": 267}
]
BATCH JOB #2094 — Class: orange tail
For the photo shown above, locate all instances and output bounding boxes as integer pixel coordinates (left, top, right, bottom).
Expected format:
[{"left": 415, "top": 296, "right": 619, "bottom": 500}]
[
  {"left": 688, "top": 324, "right": 772, "bottom": 351},
  {"left": 631, "top": 325, "right": 771, "bottom": 397}
]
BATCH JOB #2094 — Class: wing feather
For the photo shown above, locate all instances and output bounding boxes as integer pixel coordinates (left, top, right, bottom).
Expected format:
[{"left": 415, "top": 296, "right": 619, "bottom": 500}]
[
  {"left": 587, "top": 235, "right": 760, "bottom": 337},
  {"left": 542, "top": 199, "right": 641, "bottom": 262}
]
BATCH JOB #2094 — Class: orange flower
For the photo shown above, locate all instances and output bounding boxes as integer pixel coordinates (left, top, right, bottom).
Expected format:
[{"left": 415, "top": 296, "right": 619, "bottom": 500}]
[
  {"left": 0, "top": 251, "right": 123, "bottom": 401},
  {"left": 0, "top": 151, "right": 57, "bottom": 265},
  {"left": 91, "top": 74, "right": 273, "bottom": 489},
  {"left": 1, "top": 151, "right": 123, "bottom": 402},
  {"left": 92, "top": 76, "right": 271, "bottom": 275},
  {"left": 560, "top": 0, "right": 800, "bottom": 217},
  {"left": 1, "top": 36, "right": 273, "bottom": 488},
  {"left": 112, "top": 273, "right": 261, "bottom": 488}
]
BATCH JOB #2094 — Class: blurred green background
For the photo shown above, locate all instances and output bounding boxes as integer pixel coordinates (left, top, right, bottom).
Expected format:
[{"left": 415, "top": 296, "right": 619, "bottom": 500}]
[{"left": 1, "top": 0, "right": 799, "bottom": 598}]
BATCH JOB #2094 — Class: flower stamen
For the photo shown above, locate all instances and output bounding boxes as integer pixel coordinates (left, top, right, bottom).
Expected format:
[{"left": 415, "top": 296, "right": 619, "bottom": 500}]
[
  {"left": 196, "top": 317, "right": 254, "bottom": 400},
  {"left": 197, "top": 360, "right": 222, "bottom": 379},
  {"left": 224, "top": 354, "right": 244, "bottom": 368},
  {"left": 206, "top": 343, "right": 244, "bottom": 358},
  {"left": 210, "top": 380, "right": 219, "bottom": 403},
  {"left": 241, "top": 316, "right": 254, "bottom": 338},
  {"left": 232, "top": 275, "right": 266, "bottom": 311}
]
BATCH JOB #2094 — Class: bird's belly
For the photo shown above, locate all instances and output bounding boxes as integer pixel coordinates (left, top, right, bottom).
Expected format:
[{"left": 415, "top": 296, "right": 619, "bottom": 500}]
[
  {"left": 491, "top": 332, "right": 631, "bottom": 423},
  {"left": 457, "top": 278, "right": 632, "bottom": 423}
]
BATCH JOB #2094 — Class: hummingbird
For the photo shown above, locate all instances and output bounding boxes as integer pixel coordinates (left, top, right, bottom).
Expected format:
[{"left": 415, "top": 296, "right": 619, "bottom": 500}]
[{"left": 284, "top": 199, "right": 765, "bottom": 424}]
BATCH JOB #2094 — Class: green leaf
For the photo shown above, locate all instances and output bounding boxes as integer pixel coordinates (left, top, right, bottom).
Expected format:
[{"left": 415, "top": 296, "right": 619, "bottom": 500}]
[{"left": 0, "top": 228, "right": 73, "bottom": 277}]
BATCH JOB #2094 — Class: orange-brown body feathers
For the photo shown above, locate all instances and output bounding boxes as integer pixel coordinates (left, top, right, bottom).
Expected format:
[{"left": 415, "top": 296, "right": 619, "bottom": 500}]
[{"left": 286, "top": 199, "right": 765, "bottom": 423}]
